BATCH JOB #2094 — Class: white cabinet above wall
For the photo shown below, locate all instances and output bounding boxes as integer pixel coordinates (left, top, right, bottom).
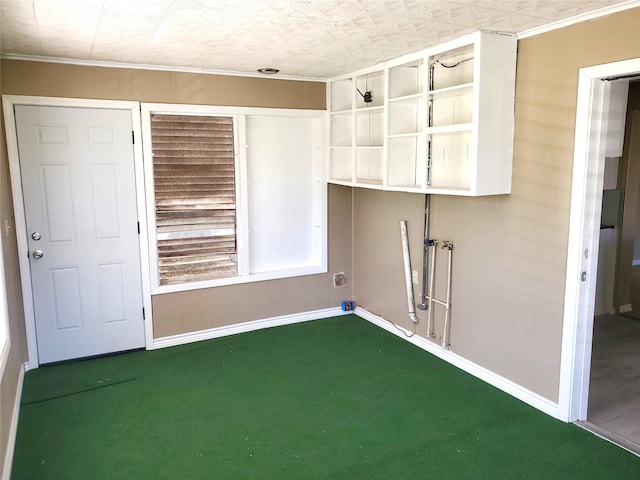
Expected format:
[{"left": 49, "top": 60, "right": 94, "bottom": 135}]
[
  {"left": 327, "top": 31, "right": 517, "bottom": 196},
  {"left": 330, "top": 65, "right": 386, "bottom": 189}
]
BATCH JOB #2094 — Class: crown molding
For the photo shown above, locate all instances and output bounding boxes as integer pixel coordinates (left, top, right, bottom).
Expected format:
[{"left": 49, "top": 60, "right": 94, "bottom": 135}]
[
  {"left": 517, "top": 0, "right": 640, "bottom": 40},
  {"left": 0, "top": 54, "right": 327, "bottom": 83}
]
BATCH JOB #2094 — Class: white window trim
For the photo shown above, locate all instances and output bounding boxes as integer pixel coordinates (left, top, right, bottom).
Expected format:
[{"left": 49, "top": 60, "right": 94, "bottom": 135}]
[
  {"left": 140, "top": 103, "right": 328, "bottom": 295},
  {"left": 235, "top": 115, "right": 250, "bottom": 277}
]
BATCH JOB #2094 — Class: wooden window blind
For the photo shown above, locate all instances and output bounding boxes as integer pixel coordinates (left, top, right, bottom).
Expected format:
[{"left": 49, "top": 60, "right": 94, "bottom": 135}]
[{"left": 150, "top": 114, "right": 237, "bottom": 285}]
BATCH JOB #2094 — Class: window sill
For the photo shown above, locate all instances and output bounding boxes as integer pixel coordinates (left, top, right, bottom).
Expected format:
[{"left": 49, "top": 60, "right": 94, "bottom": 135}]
[{"left": 151, "top": 264, "right": 327, "bottom": 295}]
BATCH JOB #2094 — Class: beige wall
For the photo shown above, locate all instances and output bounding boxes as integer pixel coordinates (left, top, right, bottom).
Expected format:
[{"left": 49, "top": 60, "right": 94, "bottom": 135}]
[
  {"left": 1, "top": 61, "right": 325, "bottom": 109},
  {"left": 0, "top": 61, "right": 354, "bottom": 341},
  {"left": 0, "top": 59, "right": 29, "bottom": 475},
  {"left": 353, "top": 8, "right": 640, "bottom": 402}
]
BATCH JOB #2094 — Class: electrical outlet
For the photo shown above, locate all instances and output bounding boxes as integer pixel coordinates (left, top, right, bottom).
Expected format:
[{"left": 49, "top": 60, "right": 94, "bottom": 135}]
[
  {"left": 412, "top": 270, "right": 419, "bottom": 285},
  {"left": 341, "top": 300, "right": 355, "bottom": 311},
  {"left": 333, "top": 272, "right": 346, "bottom": 288}
]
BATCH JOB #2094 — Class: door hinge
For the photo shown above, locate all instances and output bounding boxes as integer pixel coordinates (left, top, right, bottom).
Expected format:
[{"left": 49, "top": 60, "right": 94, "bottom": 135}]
[
  {"left": 581, "top": 271, "right": 587, "bottom": 282},
  {"left": 142, "top": 307, "right": 146, "bottom": 320},
  {"left": 137, "top": 222, "right": 140, "bottom": 234},
  {"left": 132, "top": 130, "right": 135, "bottom": 144}
]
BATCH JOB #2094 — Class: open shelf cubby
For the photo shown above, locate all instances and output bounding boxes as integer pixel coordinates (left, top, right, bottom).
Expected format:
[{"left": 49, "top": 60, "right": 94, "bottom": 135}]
[{"left": 328, "top": 31, "right": 516, "bottom": 196}]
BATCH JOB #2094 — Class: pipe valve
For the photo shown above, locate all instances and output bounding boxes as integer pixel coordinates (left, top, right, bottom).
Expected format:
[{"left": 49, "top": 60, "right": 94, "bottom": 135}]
[{"left": 441, "top": 241, "right": 454, "bottom": 250}]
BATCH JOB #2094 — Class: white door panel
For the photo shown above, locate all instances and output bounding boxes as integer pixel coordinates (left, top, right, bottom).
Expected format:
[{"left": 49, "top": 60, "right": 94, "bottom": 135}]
[{"left": 15, "top": 105, "right": 145, "bottom": 364}]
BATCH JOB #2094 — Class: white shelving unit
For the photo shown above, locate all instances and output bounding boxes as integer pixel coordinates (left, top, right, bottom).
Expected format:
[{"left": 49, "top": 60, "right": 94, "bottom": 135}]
[
  {"left": 425, "top": 33, "right": 516, "bottom": 195},
  {"left": 426, "top": 42, "right": 475, "bottom": 192},
  {"left": 329, "top": 79, "right": 354, "bottom": 185},
  {"left": 327, "top": 31, "right": 517, "bottom": 197},
  {"left": 328, "top": 65, "right": 385, "bottom": 188},
  {"left": 387, "top": 54, "right": 425, "bottom": 191}
]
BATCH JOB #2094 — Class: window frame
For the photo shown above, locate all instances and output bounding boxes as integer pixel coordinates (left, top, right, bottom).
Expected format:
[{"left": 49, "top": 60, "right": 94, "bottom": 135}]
[{"left": 140, "top": 103, "right": 327, "bottom": 295}]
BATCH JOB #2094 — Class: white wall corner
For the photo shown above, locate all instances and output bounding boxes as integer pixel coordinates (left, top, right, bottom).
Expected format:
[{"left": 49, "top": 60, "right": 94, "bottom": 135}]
[
  {"left": 355, "top": 307, "right": 561, "bottom": 420},
  {"left": 2, "top": 363, "right": 26, "bottom": 480},
  {"left": 153, "top": 307, "right": 346, "bottom": 349}
]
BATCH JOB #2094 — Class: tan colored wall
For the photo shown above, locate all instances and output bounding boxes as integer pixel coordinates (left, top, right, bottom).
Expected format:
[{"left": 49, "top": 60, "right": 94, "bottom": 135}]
[
  {"left": 353, "top": 8, "right": 640, "bottom": 402},
  {"left": 1, "top": 61, "right": 325, "bottom": 109},
  {"left": 0, "top": 59, "right": 29, "bottom": 475},
  {"left": 0, "top": 61, "right": 353, "bottom": 341}
]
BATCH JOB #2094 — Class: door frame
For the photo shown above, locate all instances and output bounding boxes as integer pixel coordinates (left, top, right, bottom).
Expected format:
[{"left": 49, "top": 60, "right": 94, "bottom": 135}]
[
  {"left": 559, "top": 59, "right": 640, "bottom": 422},
  {"left": 2, "top": 95, "right": 154, "bottom": 369}
]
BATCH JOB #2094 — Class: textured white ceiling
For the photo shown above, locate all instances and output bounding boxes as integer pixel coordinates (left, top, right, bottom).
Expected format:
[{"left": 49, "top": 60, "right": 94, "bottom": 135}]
[{"left": 0, "top": 0, "right": 635, "bottom": 79}]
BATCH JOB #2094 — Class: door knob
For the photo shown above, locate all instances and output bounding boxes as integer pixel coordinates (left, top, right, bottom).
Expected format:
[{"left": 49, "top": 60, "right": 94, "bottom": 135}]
[
  {"left": 32, "top": 249, "right": 44, "bottom": 259},
  {"left": 31, "top": 232, "right": 41, "bottom": 241}
]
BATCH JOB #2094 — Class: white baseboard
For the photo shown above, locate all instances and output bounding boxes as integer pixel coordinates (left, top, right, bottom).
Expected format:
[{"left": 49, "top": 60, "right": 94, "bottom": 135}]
[
  {"left": 355, "top": 307, "right": 560, "bottom": 420},
  {"left": 2, "top": 363, "right": 25, "bottom": 480},
  {"left": 619, "top": 304, "right": 633, "bottom": 314},
  {"left": 153, "top": 307, "right": 345, "bottom": 349},
  {"left": 155, "top": 305, "right": 560, "bottom": 419}
]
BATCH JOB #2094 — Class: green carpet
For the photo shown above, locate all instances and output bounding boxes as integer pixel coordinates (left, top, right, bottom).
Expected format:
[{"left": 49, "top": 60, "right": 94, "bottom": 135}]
[{"left": 11, "top": 315, "right": 640, "bottom": 479}]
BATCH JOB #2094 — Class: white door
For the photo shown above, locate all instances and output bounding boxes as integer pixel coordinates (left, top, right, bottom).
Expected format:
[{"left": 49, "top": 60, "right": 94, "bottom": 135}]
[{"left": 14, "top": 105, "right": 145, "bottom": 364}]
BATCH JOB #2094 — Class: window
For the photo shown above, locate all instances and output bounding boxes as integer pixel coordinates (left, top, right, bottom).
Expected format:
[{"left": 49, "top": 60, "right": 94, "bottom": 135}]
[
  {"left": 141, "top": 104, "right": 327, "bottom": 294},
  {"left": 150, "top": 114, "right": 238, "bottom": 285}
]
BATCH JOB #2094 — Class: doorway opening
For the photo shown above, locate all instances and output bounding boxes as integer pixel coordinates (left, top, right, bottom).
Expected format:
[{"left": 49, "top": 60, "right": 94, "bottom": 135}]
[
  {"left": 587, "top": 82, "right": 640, "bottom": 454},
  {"left": 560, "top": 59, "right": 640, "bottom": 454}
]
